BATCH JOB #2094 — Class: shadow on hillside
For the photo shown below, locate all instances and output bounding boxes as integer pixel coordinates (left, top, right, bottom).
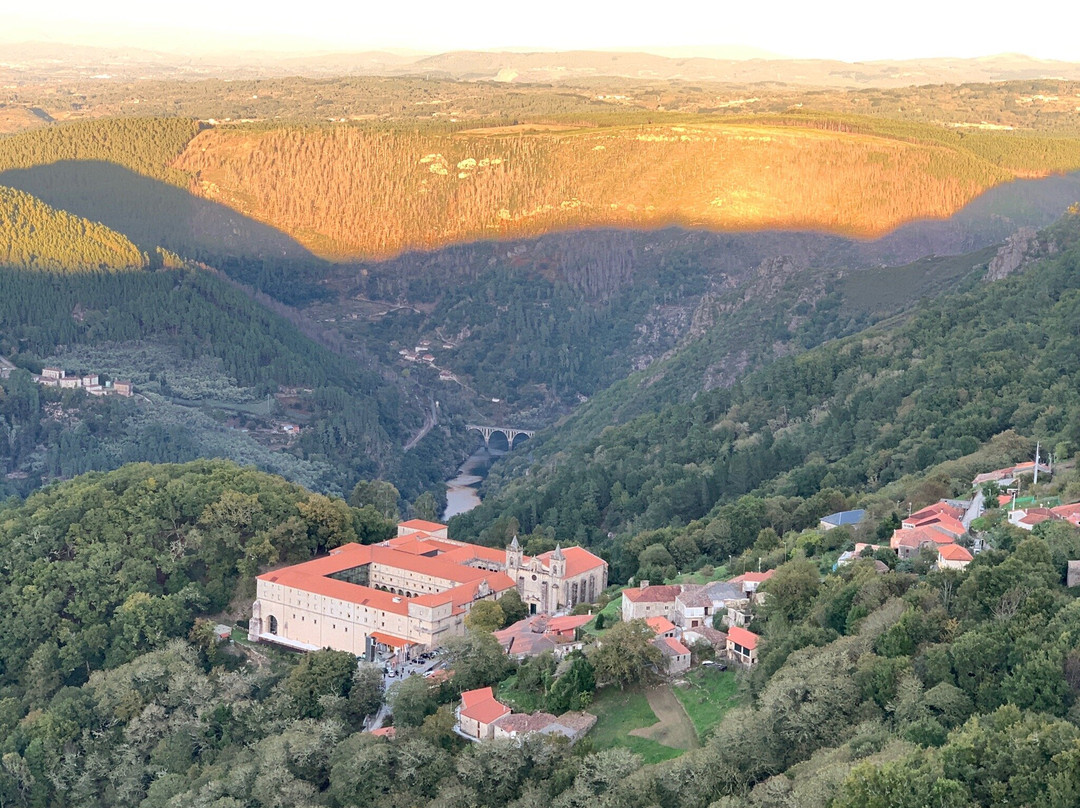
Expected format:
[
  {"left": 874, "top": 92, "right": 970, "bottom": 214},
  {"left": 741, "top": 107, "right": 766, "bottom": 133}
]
[
  {"left": 349, "top": 169, "right": 1080, "bottom": 296},
  {"left": 0, "top": 160, "right": 334, "bottom": 302}
]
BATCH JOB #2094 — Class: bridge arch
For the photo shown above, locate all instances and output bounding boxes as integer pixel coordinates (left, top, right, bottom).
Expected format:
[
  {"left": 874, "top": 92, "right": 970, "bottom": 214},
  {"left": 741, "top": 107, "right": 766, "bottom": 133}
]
[{"left": 466, "top": 424, "right": 535, "bottom": 451}]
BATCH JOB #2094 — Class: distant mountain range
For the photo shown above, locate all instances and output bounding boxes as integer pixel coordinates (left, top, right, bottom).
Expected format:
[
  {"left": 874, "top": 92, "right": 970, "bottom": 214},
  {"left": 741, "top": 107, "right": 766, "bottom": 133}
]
[{"left": 4, "top": 41, "right": 1080, "bottom": 87}]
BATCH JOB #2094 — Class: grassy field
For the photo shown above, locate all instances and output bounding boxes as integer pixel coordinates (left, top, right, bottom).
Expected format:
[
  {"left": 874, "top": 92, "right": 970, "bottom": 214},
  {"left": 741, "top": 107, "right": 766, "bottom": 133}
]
[
  {"left": 587, "top": 686, "right": 687, "bottom": 764},
  {"left": 669, "top": 565, "right": 731, "bottom": 585},
  {"left": 674, "top": 667, "right": 741, "bottom": 742}
]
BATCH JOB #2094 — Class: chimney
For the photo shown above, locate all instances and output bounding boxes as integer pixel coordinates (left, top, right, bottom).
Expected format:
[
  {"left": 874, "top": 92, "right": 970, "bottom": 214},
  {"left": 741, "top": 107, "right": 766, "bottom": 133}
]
[{"left": 640, "top": 580, "right": 650, "bottom": 589}]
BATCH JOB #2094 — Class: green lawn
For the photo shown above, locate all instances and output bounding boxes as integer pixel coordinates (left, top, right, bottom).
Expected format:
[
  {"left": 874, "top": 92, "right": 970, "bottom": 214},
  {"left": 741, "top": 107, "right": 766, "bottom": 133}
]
[
  {"left": 669, "top": 565, "right": 731, "bottom": 585},
  {"left": 582, "top": 588, "right": 626, "bottom": 636},
  {"left": 674, "top": 667, "right": 740, "bottom": 742},
  {"left": 587, "top": 686, "right": 685, "bottom": 764}
]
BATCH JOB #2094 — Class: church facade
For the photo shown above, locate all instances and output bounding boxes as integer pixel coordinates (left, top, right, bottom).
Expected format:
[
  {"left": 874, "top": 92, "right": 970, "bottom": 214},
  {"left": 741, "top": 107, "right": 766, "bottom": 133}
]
[{"left": 505, "top": 536, "right": 607, "bottom": 614}]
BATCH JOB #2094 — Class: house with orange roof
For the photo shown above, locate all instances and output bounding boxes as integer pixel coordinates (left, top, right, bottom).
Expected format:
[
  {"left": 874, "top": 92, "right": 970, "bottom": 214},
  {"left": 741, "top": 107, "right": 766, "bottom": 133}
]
[
  {"left": 494, "top": 614, "right": 590, "bottom": 659},
  {"left": 937, "top": 543, "right": 974, "bottom": 570},
  {"left": 646, "top": 616, "right": 678, "bottom": 638},
  {"left": 902, "top": 501, "right": 965, "bottom": 530},
  {"left": 457, "top": 687, "right": 510, "bottom": 740},
  {"left": 729, "top": 570, "right": 775, "bottom": 600},
  {"left": 1052, "top": 503, "right": 1080, "bottom": 527},
  {"left": 1009, "top": 507, "right": 1059, "bottom": 531},
  {"left": 891, "top": 526, "right": 957, "bottom": 560},
  {"left": 726, "top": 625, "right": 760, "bottom": 666},
  {"left": 397, "top": 519, "right": 450, "bottom": 539},
  {"left": 973, "top": 461, "right": 1052, "bottom": 488},
  {"left": 249, "top": 521, "right": 606, "bottom": 657},
  {"left": 905, "top": 513, "right": 967, "bottom": 541}
]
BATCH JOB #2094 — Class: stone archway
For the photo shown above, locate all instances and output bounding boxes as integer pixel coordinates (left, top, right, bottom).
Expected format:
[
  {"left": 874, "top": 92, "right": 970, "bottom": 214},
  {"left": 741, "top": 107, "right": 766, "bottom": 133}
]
[{"left": 268, "top": 615, "right": 278, "bottom": 634}]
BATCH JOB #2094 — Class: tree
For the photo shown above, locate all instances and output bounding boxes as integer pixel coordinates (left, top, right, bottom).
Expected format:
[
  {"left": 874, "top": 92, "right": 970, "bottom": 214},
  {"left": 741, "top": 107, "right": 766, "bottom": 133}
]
[
  {"left": 545, "top": 654, "right": 596, "bottom": 713},
  {"left": 296, "top": 494, "right": 359, "bottom": 551},
  {"left": 443, "top": 632, "right": 512, "bottom": 692},
  {"left": 284, "top": 649, "right": 358, "bottom": 719},
  {"left": 389, "top": 674, "right": 439, "bottom": 728},
  {"left": 346, "top": 663, "right": 385, "bottom": 726},
  {"left": 465, "top": 601, "right": 505, "bottom": 634},
  {"left": 349, "top": 480, "right": 400, "bottom": 519},
  {"left": 412, "top": 492, "right": 441, "bottom": 522},
  {"left": 762, "top": 558, "right": 820, "bottom": 626},
  {"left": 589, "top": 619, "right": 662, "bottom": 689},
  {"left": 497, "top": 589, "right": 528, "bottom": 626}
]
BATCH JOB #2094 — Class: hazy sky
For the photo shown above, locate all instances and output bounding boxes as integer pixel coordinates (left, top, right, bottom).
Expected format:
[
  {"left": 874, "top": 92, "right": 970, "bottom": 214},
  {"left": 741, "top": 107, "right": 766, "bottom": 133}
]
[{"left": 3, "top": 0, "right": 1079, "bottom": 62}]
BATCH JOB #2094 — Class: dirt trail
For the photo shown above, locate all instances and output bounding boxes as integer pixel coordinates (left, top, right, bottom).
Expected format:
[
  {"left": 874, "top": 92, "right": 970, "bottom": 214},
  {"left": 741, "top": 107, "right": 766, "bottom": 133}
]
[{"left": 629, "top": 685, "right": 700, "bottom": 750}]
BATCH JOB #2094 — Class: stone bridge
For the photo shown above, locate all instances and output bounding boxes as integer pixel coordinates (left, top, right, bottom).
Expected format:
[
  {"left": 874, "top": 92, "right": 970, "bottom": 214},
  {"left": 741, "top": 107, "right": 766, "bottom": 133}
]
[{"left": 466, "top": 424, "right": 535, "bottom": 450}]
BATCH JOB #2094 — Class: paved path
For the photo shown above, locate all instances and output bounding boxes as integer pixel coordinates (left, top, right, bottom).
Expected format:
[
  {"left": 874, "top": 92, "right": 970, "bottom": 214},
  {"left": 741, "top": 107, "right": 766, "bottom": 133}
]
[
  {"left": 629, "top": 685, "right": 700, "bottom": 750},
  {"left": 962, "top": 490, "right": 985, "bottom": 530},
  {"left": 404, "top": 398, "right": 438, "bottom": 451}
]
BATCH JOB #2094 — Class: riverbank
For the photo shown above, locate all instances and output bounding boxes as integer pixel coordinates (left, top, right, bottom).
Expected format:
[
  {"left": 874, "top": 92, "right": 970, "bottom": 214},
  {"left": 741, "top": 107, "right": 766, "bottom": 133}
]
[{"left": 443, "top": 447, "right": 493, "bottom": 519}]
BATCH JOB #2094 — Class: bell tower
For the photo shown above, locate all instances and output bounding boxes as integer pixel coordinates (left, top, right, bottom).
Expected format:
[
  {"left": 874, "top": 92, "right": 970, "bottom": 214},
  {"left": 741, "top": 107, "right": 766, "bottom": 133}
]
[
  {"left": 550, "top": 543, "right": 566, "bottom": 580},
  {"left": 506, "top": 534, "right": 523, "bottom": 571}
]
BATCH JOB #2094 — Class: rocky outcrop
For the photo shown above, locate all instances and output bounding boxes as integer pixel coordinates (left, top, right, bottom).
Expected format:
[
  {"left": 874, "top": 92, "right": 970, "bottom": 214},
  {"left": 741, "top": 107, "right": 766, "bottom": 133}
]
[{"left": 984, "top": 227, "right": 1057, "bottom": 281}]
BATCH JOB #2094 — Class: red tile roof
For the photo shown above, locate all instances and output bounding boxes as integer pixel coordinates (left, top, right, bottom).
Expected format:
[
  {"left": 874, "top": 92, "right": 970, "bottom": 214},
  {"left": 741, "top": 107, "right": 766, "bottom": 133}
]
[
  {"left": 907, "top": 514, "right": 966, "bottom": 538},
  {"left": 891, "top": 526, "right": 954, "bottom": 549},
  {"left": 536, "top": 546, "right": 606, "bottom": 577},
  {"left": 622, "top": 584, "right": 682, "bottom": 603},
  {"left": 1018, "top": 509, "right": 1055, "bottom": 527},
  {"left": 545, "top": 614, "right": 593, "bottom": 634},
  {"left": 461, "top": 686, "right": 495, "bottom": 710},
  {"left": 398, "top": 519, "right": 448, "bottom": 533},
  {"left": 905, "top": 502, "right": 964, "bottom": 525},
  {"left": 459, "top": 687, "right": 510, "bottom": 725},
  {"left": 646, "top": 616, "right": 677, "bottom": 635},
  {"left": 1052, "top": 503, "right": 1080, "bottom": 526},
  {"left": 938, "top": 544, "right": 974, "bottom": 562},
  {"left": 257, "top": 542, "right": 514, "bottom": 615},
  {"left": 369, "top": 631, "right": 415, "bottom": 648},
  {"left": 729, "top": 570, "right": 776, "bottom": 585},
  {"left": 258, "top": 544, "right": 411, "bottom": 614},
  {"left": 727, "top": 625, "right": 759, "bottom": 650},
  {"left": 370, "top": 726, "right": 396, "bottom": 738},
  {"left": 442, "top": 543, "right": 509, "bottom": 566},
  {"left": 656, "top": 636, "right": 691, "bottom": 657}
]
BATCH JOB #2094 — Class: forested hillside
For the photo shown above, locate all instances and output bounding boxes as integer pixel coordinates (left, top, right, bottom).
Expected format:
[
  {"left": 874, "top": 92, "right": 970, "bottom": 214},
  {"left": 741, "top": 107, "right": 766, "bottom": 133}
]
[
  {"left": 0, "top": 185, "right": 150, "bottom": 270},
  {"left": 0, "top": 117, "right": 198, "bottom": 185},
  {"left": 4, "top": 295, "right": 1080, "bottom": 807},
  {"left": 174, "top": 115, "right": 1080, "bottom": 259},
  {"left": 0, "top": 268, "right": 469, "bottom": 500},
  {"left": 453, "top": 211, "right": 1080, "bottom": 580},
  {"left": 3, "top": 111, "right": 1079, "bottom": 275}
]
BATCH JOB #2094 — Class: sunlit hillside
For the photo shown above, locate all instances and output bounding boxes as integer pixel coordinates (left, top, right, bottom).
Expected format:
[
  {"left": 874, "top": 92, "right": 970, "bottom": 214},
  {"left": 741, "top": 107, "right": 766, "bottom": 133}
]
[
  {"left": 0, "top": 185, "right": 149, "bottom": 271},
  {"left": 174, "top": 117, "right": 1080, "bottom": 259}
]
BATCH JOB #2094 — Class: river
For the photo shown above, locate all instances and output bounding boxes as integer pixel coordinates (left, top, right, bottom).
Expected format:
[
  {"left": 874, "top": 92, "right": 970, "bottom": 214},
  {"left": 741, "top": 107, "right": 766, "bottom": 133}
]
[{"left": 443, "top": 448, "right": 494, "bottom": 519}]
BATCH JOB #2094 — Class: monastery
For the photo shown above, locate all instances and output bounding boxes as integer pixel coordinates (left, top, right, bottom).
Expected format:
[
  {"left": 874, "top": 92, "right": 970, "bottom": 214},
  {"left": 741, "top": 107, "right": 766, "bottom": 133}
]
[{"left": 249, "top": 519, "right": 607, "bottom": 658}]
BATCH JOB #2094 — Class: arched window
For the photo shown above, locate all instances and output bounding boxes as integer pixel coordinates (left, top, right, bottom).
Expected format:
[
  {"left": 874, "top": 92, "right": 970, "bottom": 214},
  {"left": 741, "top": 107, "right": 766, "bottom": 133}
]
[{"left": 268, "top": 615, "right": 278, "bottom": 634}]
